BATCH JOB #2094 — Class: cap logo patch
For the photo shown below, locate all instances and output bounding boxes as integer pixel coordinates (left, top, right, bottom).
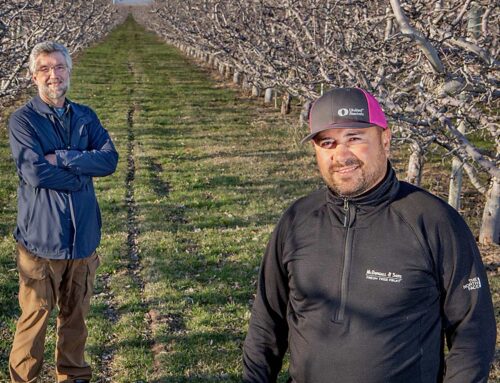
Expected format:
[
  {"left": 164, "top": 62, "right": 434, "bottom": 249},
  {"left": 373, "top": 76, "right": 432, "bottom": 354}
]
[
  {"left": 338, "top": 108, "right": 365, "bottom": 118},
  {"left": 338, "top": 108, "right": 349, "bottom": 117}
]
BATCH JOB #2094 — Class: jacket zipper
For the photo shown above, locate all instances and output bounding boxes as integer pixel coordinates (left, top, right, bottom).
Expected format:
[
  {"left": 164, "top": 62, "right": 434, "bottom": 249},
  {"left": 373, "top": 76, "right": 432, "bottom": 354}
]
[
  {"left": 52, "top": 112, "right": 76, "bottom": 256},
  {"left": 334, "top": 198, "right": 355, "bottom": 323},
  {"left": 67, "top": 118, "right": 77, "bottom": 257}
]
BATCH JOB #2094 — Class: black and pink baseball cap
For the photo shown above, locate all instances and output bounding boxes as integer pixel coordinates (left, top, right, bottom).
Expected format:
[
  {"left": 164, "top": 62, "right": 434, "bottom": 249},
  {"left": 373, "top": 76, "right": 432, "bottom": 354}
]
[{"left": 302, "top": 87, "right": 388, "bottom": 143}]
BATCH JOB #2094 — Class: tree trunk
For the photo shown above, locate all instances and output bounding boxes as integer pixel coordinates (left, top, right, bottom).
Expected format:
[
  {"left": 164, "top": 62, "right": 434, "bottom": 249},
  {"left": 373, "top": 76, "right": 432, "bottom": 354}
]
[
  {"left": 251, "top": 85, "right": 260, "bottom": 97},
  {"left": 448, "top": 122, "right": 466, "bottom": 210},
  {"left": 223, "top": 64, "right": 231, "bottom": 79},
  {"left": 281, "top": 92, "right": 291, "bottom": 115},
  {"left": 406, "top": 141, "right": 424, "bottom": 186},
  {"left": 232, "top": 71, "right": 241, "bottom": 84},
  {"left": 479, "top": 177, "right": 500, "bottom": 245},
  {"left": 242, "top": 77, "right": 251, "bottom": 90},
  {"left": 448, "top": 158, "right": 463, "bottom": 210},
  {"left": 264, "top": 88, "right": 274, "bottom": 103},
  {"left": 300, "top": 101, "right": 312, "bottom": 126},
  {"left": 218, "top": 62, "right": 225, "bottom": 76},
  {"left": 208, "top": 54, "right": 215, "bottom": 67}
]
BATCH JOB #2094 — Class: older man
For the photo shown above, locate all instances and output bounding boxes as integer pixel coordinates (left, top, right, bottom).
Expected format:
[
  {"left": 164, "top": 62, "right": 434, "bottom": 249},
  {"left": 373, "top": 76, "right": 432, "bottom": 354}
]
[
  {"left": 242, "top": 88, "right": 496, "bottom": 382},
  {"left": 8, "top": 41, "right": 118, "bottom": 383}
]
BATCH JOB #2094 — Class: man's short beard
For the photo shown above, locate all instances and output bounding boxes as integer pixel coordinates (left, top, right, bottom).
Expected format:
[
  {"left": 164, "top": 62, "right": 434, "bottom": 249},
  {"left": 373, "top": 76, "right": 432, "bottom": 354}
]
[
  {"left": 325, "top": 172, "right": 370, "bottom": 198},
  {"left": 324, "top": 159, "right": 388, "bottom": 198},
  {"left": 42, "top": 78, "right": 70, "bottom": 101}
]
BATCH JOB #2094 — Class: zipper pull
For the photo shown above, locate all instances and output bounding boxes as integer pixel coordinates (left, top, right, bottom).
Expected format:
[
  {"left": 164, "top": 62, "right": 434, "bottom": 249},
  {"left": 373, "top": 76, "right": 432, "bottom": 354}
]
[{"left": 343, "top": 198, "right": 349, "bottom": 211}]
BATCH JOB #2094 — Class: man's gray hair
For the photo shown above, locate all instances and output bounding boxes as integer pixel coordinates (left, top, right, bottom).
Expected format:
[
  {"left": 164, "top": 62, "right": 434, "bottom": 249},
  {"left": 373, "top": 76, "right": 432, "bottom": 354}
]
[{"left": 28, "top": 41, "right": 72, "bottom": 74}]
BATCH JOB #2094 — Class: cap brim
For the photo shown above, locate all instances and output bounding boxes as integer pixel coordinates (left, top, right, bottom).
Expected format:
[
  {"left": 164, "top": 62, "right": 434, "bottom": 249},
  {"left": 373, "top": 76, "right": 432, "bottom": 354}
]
[{"left": 300, "top": 121, "right": 375, "bottom": 144}]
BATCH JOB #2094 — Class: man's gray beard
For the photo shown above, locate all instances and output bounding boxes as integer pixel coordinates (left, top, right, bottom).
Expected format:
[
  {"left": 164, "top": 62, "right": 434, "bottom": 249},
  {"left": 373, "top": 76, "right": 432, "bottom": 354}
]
[{"left": 43, "top": 78, "right": 70, "bottom": 101}]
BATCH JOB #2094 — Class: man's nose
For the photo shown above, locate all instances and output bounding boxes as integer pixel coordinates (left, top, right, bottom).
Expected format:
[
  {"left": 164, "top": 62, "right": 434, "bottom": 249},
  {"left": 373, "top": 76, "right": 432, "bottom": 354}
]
[
  {"left": 46, "top": 69, "right": 59, "bottom": 79},
  {"left": 331, "top": 143, "right": 352, "bottom": 160}
]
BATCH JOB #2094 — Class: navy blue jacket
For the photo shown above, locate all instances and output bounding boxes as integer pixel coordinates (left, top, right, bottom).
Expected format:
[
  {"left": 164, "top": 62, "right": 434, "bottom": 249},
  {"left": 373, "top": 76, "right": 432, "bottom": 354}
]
[
  {"left": 243, "top": 166, "right": 496, "bottom": 383},
  {"left": 8, "top": 95, "right": 118, "bottom": 259}
]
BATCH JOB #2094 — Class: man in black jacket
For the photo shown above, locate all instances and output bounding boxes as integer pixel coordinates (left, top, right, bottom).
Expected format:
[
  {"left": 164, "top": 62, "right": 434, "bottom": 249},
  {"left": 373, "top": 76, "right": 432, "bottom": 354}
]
[{"left": 242, "top": 88, "right": 496, "bottom": 383}]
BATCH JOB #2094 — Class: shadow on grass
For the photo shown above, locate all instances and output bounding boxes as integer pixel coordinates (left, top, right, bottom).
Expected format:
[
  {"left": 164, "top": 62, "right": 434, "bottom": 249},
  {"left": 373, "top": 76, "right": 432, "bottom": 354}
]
[
  {"left": 134, "top": 330, "right": 245, "bottom": 382},
  {"left": 150, "top": 374, "right": 241, "bottom": 383},
  {"left": 134, "top": 179, "right": 318, "bottom": 233}
]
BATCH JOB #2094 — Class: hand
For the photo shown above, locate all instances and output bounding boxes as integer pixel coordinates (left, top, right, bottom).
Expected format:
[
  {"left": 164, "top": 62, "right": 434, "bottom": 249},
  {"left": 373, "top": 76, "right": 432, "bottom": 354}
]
[{"left": 45, "top": 154, "right": 57, "bottom": 165}]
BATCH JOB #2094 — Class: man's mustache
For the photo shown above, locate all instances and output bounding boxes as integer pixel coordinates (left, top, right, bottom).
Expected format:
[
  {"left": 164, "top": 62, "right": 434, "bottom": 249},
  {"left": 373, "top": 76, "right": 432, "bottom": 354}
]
[{"left": 329, "top": 158, "right": 363, "bottom": 172}]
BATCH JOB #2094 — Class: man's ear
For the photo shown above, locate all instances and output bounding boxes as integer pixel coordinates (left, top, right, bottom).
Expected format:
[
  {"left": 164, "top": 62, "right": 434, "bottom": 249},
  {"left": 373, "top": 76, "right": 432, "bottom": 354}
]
[{"left": 382, "top": 128, "right": 391, "bottom": 155}]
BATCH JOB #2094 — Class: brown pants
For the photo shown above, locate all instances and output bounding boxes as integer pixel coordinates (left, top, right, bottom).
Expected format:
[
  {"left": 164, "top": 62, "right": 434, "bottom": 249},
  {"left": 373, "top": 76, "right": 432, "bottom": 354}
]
[{"left": 9, "top": 243, "right": 99, "bottom": 383}]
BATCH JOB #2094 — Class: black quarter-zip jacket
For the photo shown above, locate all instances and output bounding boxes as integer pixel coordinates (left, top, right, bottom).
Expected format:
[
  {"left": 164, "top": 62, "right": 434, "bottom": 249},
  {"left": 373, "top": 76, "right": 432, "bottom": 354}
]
[{"left": 243, "top": 165, "right": 496, "bottom": 383}]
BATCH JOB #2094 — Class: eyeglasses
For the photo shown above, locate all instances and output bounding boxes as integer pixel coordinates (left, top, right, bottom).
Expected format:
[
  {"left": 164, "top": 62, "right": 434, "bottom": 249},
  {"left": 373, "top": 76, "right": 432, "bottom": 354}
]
[{"left": 35, "top": 64, "right": 68, "bottom": 74}]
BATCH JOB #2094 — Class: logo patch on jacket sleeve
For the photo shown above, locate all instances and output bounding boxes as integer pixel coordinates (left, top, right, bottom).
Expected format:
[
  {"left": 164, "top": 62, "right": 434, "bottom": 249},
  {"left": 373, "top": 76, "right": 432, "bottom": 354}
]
[
  {"left": 366, "top": 269, "right": 402, "bottom": 283},
  {"left": 463, "top": 277, "right": 482, "bottom": 291}
]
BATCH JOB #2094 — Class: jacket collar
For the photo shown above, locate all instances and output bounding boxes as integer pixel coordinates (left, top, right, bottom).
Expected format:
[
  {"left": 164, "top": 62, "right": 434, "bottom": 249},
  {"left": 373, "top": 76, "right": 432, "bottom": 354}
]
[
  {"left": 326, "top": 162, "right": 399, "bottom": 211},
  {"left": 30, "top": 94, "right": 73, "bottom": 117}
]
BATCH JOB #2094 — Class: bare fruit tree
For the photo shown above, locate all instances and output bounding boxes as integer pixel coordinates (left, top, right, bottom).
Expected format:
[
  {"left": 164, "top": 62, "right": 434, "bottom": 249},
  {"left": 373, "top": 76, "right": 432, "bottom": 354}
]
[{"left": 134, "top": 0, "right": 499, "bottom": 244}]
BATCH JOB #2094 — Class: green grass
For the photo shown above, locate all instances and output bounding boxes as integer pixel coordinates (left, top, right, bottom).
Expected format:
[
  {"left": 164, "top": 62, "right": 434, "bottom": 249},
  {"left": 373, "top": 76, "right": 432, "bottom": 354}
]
[{"left": 0, "top": 14, "right": 497, "bottom": 382}]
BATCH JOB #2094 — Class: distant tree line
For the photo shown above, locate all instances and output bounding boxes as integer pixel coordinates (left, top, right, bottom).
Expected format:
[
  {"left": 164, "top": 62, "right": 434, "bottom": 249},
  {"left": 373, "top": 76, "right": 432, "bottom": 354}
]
[
  {"left": 0, "top": 1, "right": 127, "bottom": 109},
  {"left": 133, "top": 0, "right": 499, "bottom": 245}
]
